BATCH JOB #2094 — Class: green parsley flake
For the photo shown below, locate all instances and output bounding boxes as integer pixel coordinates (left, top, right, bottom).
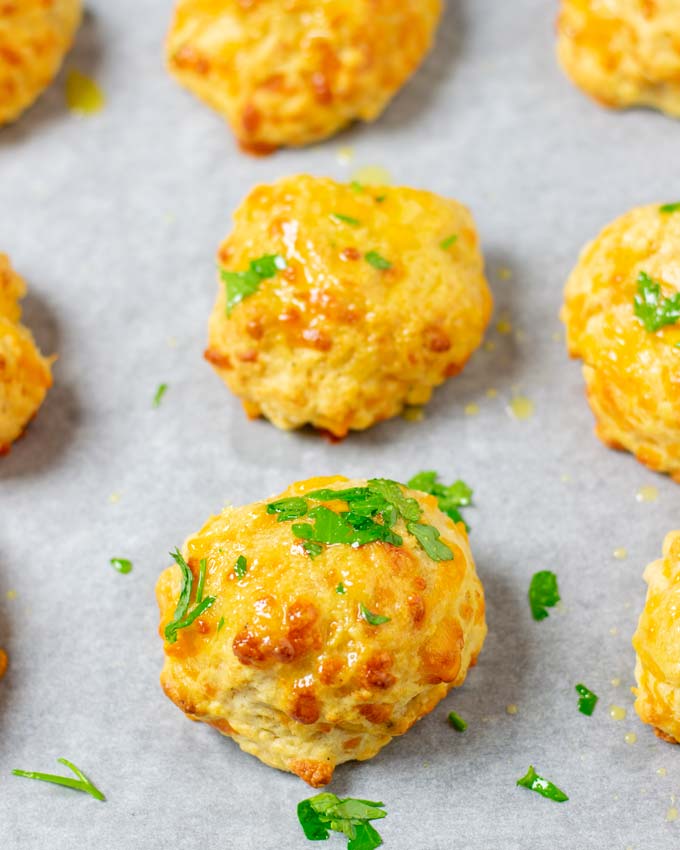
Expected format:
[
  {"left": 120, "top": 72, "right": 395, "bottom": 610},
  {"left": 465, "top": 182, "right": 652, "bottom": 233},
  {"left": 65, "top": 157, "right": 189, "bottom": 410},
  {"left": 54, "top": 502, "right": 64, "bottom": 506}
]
[
  {"left": 350, "top": 181, "right": 364, "bottom": 193},
  {"left": 447, "top": 711, "right": 467, "bottom": 732},
  {"left": 152, "top": 383, "right": 168, "bottom": 408},
  {"left": 217, "top": 616, "right": 225, "bottom": 633},
  {"left": 575, "top": 683, "right": 598, "bottom": 716},
  {"left": 634, "top": 271, "right": 680, "bottom": 333},
  {"left": 109, "top": 557, "right": 132, "bottom": 574},
  {"left": 222, "top": 254, "right": 286, "bottom": 316},
  {"left": 267, "top": 497, "right": 308, "bottom": 522},
  {"left": 365, "top": 251, "right": 391, "bottom": 271},
  {"left": 406, "top": 522, "right": 453, "bottom": 561},
  {"left": 234, "top": 555, "right": 247, "bottom": 579},
  {"left": 660, "top": 202, "right": 680, "bottom": 214},
  {"left": 303, "top": 541, "right": 324, "bottom": 559},
  {"left": 298, "top": 793, "right": 387, "bottom": 850},
  {"left": 408, "top": 471, "right": 473, "bottom": 529},
  {"left": 164, "top": 549, "right": 216, "bottom": 643},
  {"left": 13, "top": 758, "right": 105, "bottom": 801},
  {"left": 516, "top": 765, "right": 568, "bottom": 803},
  {"left": 528, "top": 570, "right": 560, "bottom": 621},
  {"left": 359, "top": 602, "right": 391, "bottom": 626},
  {"left": 336, "top": 582, "right": 346, "bottom": 594},
  {"left": 440, "top": 234, "right": 458, "bottom": 250},
  {"left": 330, "top": 213, "right": 361, "bottom": 227}
]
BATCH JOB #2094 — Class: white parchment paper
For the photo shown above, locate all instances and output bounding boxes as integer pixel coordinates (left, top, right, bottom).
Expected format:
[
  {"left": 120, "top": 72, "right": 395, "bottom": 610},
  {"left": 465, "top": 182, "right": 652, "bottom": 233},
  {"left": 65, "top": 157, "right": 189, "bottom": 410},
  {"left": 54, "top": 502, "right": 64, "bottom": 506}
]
[{"left": 1, "top": 1, "right": 679, "bottom": 847}]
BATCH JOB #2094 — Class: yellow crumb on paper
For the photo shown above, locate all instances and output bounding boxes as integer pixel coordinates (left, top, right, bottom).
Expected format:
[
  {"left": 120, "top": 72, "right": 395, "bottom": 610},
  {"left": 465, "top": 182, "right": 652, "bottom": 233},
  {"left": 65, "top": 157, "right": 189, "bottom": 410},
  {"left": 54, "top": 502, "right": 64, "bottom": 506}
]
[
  {"left": 350, "top": 165, "right": 392, "bottom": 186},
  {"left": 666, "top": 807, "right": 679, "bottom": 823},
  {"left": 610, "top": 626, "right": 619, "bottom": 636},
  {"left": 109, "top": 492, "right": 121, "bottom": 504},
  {"left": 6, "top": 590, "right": 17, "bottom": 601},
  {"left": 611, "top": 677, "right": 621, "bottom": 687},
  {"left": 624, "top": 732, "right": 637, "bottom": 745},
  {"left": 657, "top": 767, "right": 668, "bottom": 777},
  {"left": 508, "top": 395, "right": 534, "bottom": 421},
  {"left": 613, "top": 548, "right": 628, "bottom": 560},
  {"left": 496, "top": 317, "right": 512, "bottom": 335},
  {"left": 498, "top": 267, "right": 513, "bottom": 281},
  {"left": 464, "top": 403, "right": 480, "bottom": 417},
  {"left": 486, "top": 388, "right": 497, "bottom": 398},
  {"left": 505, "top": 704, "right": 518, "bottom": 715},
  {"left": 636, "top": 486, "right": 659, "bottom": 503},
  {"left": 65, "top": 70, "right": 105, "bottom": 115},
  {"left": 337, "top": 146, "right": 355, "bottom": 166},
  {"left": 610, "top": 705, "right": 627, "bottom": 721},
  {"left": 484, "top": 340, "right": 496, "bottom": 352}
]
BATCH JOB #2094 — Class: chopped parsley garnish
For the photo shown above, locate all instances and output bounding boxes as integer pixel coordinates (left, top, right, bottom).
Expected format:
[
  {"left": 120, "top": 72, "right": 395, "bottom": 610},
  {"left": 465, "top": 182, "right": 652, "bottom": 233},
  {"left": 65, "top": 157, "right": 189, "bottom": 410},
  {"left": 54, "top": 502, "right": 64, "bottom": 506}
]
[
  {"left": 447, "top": 711, "right": 467, "bottom": 732},
  {"left": 164, "top": 549, "right": 216, "bottom": 643},
  {"left": 13, "top": 759, "right": 105, "bottom": 801},
  {"left": 634, "top": 271, "right": 680, "bottom": 333},
  {"left": 406, "top": 522, "right": 453, "bottom": 561},
  {"left": 234, "top": 555, "right": 247, "bottom": 579},
  {"left": 359, "top": 603, "right": 390, "bottom": 626},
  {"left": 152, "top": 383, "right": 168, "bottom": 408},
  {"left": 222, "top": 254, "right": 286, "bottom": 316},
  {"left": 407, "top": 471, "right": 473, "bottom": 529},
  {"left": 350, "top": 181, "right": 364, "bottom": 193},
  {"left": 516, "top": 765, "right": 568, "bottom": 803},
  {"left": 109, "top": 557, "right": 132, "bottom": 574},
  {"left": 660, "top": 202, "right": 680, "bottom": 214},
  {"left": 297, "top": 793, "right": 387, "bottom": 850},
  {"left": 528, "top": 571, "right": 560, "bottom": 621},
  {"left": 365, "top": 251, "right": 391, "bottom": 271},
  {"left": 330, "top": 213, "right": 360, "bottom": 227},
  {"left": 440, "top": 234, "right": 458, "bottom": 250},
  {"left": 217, "top": 616, "right": 225, "bottom": 632},
  {"left": 267, "top": 497, "right": 308, "bottom": 521},
  {"left": 336, "top": 583, "right": 346, "bottom": 594},
  {"left": 374, "top": 195, "right": 387, "bottom": 203},
  {"left": 271, "top": 480, "right": 454, "bottom": 564},
  {"left": 575, "top": 683, "right": 598, "bottom": 716}
]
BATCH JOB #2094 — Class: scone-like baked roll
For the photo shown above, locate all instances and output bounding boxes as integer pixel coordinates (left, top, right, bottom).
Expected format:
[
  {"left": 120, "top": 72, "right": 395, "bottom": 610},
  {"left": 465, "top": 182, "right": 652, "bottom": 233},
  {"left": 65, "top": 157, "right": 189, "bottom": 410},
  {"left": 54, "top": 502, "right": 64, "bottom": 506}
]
[
  {"left": 0, "top": 255, "right": 53, "bottom": 454},
  {"left": 0, "top": 0, "right": 82, "bottom": 126},
  {"left": 557, "top": 0, "right": 680, "bottom": 118},
  {"left": 633, "top": 531, "right": 680, "bottom": 744},
  {"left": 166, "top": 0, "right": 442, "bottom": 153},
  {"left": 561, "top": 203, "right": 680, "bottom": 480},
  {"left": 157, "top": 476, "right": 487, "bottom": 786},
  {"left": 205, "top": 175, "right": 492, "bottom": 437}
]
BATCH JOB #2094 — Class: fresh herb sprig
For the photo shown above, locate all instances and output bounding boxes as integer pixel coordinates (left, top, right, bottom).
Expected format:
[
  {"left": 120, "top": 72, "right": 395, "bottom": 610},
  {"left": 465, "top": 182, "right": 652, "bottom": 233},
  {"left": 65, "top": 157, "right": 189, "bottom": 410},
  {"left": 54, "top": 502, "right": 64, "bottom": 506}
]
[
  {"left": 222, "top": 254, "right": 286, "bottom": 316},
  {"left": 528, "top": 571, "right": 560, "bottom": 621},
  {"left": 13, "top": 758, "right": 105, "bottom": 801},
  {"left": 407, "top": 471, "right": 473, "bottom": 529},
  {"left": 516, "top": 765, "right": 568, "bottom": 802},
  {"left": 164, "top": 550, "right": 216, "bottom": 643},
  {"left": 660, "top": 202, "right": 680, "bottom": 214},
  {"left": 298, "top": 793, "right": 387, "bottom": 850},
  {"left": 575, "top": 683, "right": 598, "bottom": 716},
  {"left": 634, "top": 271, "right": 680, "bottom": 333}
]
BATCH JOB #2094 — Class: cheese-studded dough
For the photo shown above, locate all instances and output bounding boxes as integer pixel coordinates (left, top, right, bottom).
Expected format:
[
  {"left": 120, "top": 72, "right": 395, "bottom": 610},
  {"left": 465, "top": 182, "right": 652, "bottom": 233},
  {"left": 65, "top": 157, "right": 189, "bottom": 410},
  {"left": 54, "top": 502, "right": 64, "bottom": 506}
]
[
  {"left": 0, "top": 255, "right": 53, "bottom": 453},
  {"left": 166, "top": 0, "right": 442, "bottom": 152},
  {"left": 562, "top": 203, "right": 680, "bottom": 480},
  {"left": 205, "top": 175, "right": 492, "bottom": 437},
  {"left": 557, "top": 0, "right": 680, "bottom": 117},
  {"left": 633, "top": 531, "right": 680, "bottom": 744},
  {"left": 0, "top": 0, "right": 82, "bottom": 126},
  {"left": 157, "top": 476, "right": 487, "bottom": 786}
]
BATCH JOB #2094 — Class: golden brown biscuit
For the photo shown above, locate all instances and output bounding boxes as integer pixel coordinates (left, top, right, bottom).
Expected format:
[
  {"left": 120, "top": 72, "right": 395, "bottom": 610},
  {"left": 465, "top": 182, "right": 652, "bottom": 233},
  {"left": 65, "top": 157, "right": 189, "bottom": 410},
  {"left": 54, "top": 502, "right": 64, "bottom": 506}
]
[
  {"left": 557, "top": 0, "right": 680, "bottom": 117},
  {"left": 0, "top": 0, "right": 82, "bottom": 126},
  {"left": 166, "top": 0, "right": 442, "bottom": 153},
  {"left": 0, "top": 255, "right": 53, "bottom": 454},
  {"left": 205, "top": 175, "right": 492, "bottom": 437},
  {"left": 633, "top": 531, "right": 680, "bottom": 744},
  {"left": 561, "top": 203, "right": 680, "bottom": 479},
  {"left": 156, "top": 475, "right": 486, "bottom": 786}
]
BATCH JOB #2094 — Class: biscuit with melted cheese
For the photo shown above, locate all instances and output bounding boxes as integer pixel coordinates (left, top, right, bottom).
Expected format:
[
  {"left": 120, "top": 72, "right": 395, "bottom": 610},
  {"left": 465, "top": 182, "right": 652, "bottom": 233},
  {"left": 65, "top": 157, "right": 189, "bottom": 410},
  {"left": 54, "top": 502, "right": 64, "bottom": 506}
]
[{"left": 156, "top": 475, "right": 487, "bottom": 786}]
